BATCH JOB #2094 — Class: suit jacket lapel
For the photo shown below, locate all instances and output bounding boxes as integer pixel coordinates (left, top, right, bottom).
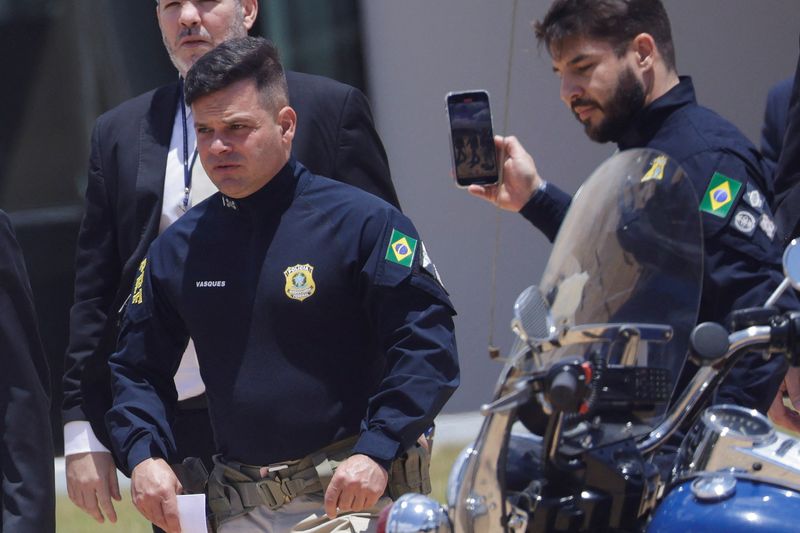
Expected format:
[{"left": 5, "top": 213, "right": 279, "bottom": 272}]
[{"left": 135, "top": 82, "right": 179, "bottom": 252}]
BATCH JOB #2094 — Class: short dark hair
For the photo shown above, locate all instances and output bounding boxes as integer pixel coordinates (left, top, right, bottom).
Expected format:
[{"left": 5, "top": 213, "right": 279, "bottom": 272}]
[
  {"left": 184, "top": 36, "right": 288, "bottom": 110},
  {"left": 534, "top": 0, "right": 676, "bottom": 71}
]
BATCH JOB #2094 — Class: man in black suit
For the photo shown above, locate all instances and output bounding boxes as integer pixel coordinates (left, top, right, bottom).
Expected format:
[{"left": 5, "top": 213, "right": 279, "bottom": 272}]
[
  {"left": 0, "top": 210, "right": 55, "bottom": 532},
  {"left": 62, "top": 0, "right": 398, "bottom": 525}
]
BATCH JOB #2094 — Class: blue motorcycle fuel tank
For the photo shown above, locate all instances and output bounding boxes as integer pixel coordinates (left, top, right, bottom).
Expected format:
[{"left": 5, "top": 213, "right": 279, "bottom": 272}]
[{"left": 648, "top": 478, "right": 800, "bottom": 532}]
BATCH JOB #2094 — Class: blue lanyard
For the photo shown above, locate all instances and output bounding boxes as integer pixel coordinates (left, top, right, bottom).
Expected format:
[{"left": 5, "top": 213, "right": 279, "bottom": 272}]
[{"left": 179, "top": 80, "right": 200, "bottom": 211}]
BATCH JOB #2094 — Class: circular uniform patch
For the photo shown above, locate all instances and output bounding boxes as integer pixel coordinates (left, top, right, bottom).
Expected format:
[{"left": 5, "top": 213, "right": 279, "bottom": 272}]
[{"left": 732, "top": 209, "right": 757, "bottom": 237}]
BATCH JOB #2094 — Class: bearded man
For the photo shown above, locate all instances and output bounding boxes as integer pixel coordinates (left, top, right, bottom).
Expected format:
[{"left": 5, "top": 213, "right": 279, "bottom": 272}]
[{"left": 469, "top": 0, "right": 792, "bottom": 414}]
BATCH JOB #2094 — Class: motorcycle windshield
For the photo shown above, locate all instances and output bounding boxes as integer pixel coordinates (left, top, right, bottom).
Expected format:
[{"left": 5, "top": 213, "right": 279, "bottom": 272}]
[{"left": 536, "top": 148, "right": 703, "bottom": 422}]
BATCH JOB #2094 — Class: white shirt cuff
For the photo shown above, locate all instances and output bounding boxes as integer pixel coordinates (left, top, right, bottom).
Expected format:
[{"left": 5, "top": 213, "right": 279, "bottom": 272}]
[{"left": 63, "top": 421, "right": 110, "bottom": 456}]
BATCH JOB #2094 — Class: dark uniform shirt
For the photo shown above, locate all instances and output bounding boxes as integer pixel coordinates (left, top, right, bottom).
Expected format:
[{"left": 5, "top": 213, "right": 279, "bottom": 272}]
[
  {"left": 520, "top": 77, "right": 792, "bottom": 412},
  {"left": 106, "top": 159, "right": 459, "bottom": 473}
]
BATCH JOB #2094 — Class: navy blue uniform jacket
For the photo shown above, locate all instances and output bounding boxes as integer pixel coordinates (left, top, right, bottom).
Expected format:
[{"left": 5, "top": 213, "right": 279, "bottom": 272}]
[
  {"left": 761, "top": 76, "right": 793, "bottom": 177},
  {"left": 63, "top": 71, "right": 399, "bottom": 449},
  {"left": 0, "top": 211, "right": 55, "bottom": 532},
  {"left": 106, "top": 160, "right": 459, "bottom": 472},
  {"left": 521, "top": 77, "right": 791, "bottom": 412},
  {"left": 774, "top": 35, "right": 800, "bottom": 244}
]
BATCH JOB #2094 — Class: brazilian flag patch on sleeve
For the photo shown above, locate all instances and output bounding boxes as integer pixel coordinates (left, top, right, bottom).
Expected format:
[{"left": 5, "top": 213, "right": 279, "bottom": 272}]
[
  {"left": 699, "top": 172, "right": 742, "bottom": 218},
  {"left": 385, "top": 229, "right": 418, "bottom": 267}
]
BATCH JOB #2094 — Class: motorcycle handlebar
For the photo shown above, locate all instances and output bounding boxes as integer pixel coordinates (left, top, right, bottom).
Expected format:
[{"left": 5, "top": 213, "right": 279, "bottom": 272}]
[
  {"left": 771, "top": 311, "right": 800, "bottom": 365},
  {"left": 549, "top": 369, "right": 579, "bottom": 412},
  {"left": 638, "top": 312, "right": 800, "bottom": 455}
]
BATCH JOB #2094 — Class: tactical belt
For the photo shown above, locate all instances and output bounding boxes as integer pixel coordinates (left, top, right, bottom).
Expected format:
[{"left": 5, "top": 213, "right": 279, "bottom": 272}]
[
  {"left": 207, "top": 436, "right": 431, "bottom": 526},
  {"left": 207, "top": 436, "right": 358, "bottom": 524}
]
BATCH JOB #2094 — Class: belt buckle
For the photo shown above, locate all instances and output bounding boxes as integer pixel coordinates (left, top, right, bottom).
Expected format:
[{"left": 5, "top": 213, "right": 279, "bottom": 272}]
[
  {"left": 255, "top": 477, "right": 287, "bottom": 511},
  {"left": 259, "top": 463, "right": 289, "bottom": 478}
]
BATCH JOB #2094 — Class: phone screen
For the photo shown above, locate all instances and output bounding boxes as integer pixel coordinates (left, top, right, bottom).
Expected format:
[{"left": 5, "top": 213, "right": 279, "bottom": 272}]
[{"left": 446, "top": 90, "right": 498, "bottom": 187}]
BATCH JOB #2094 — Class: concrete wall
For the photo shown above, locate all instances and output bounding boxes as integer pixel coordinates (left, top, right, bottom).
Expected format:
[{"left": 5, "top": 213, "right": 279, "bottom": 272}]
[{"left": 359, "top": 0, "right": 800, "bottom": 413}]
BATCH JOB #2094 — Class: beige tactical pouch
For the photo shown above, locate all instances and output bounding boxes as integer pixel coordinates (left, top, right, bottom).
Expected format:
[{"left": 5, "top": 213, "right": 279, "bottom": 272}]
[{"left": 387, "top": 440, "right": 432, "bottom": 499}]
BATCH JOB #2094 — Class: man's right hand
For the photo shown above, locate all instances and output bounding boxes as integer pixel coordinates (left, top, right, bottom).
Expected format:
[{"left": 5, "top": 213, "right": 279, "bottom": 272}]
[
  {"left": 66, "top": 451, "right": 121, "bottom": 523},
  {"left": 769, "top": 366, "right": 800, "bottom": 434},
  {"left": 131, "top": 457, "right": 183, "bottom": 533},
  {"left": 467, "top": 135, "right": 544, "bottom": 212}
]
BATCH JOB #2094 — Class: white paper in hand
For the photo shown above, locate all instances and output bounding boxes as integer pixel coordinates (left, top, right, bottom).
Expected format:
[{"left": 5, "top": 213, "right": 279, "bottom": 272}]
[{"left": 177, "top": 494, "right": 209, "bottom": 533}]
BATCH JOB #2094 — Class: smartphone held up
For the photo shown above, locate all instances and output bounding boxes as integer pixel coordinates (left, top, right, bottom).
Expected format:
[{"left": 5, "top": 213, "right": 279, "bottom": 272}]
[{"left": 446, "top": 90, "right": 499, "bottom": 188}]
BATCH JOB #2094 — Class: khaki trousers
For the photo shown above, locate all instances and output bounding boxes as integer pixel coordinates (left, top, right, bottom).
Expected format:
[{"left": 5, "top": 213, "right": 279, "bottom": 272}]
[{"left": 217, "top": 494, "right": 392, "bottom": 533}]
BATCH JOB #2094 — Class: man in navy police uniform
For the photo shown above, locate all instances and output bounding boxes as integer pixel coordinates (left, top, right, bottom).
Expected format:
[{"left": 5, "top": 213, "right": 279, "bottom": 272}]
[
  {"left": 106, "top": 37, "right": 459, "bottom": 533},
  {"left": 469, "top": 0, "right": 794, "bottom": 413},
  {"left": 62, "top": 0, "right": 399, "bottom": 525}
]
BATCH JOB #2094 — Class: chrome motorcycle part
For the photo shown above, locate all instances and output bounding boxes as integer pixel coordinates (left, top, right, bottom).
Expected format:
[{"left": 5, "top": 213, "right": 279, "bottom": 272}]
[
  {"left": 451, "top": 408, "right": 511, "bottom": 532},
  {"left": 382, "top": 493, "right": 451, "bottom": 533},
  {"left": 765, "top": 238, "right": 800, "bottom": 307},
  {"left": 674, "top": 404, "right": 800, "bottom": 492},
  {"left": 784, "top": 238, "right": 800, "bottom": 287},
  {"left": 690, "top": 473, "right": 737, "bottom": 502},
  {"left": 480, "top": 376, "right": 540, "bottom": 415},
  {"left": 512, "top": 285, "right": 556, "bottom": 346},
  {"left": 702, "top": 404, "right": 774, "bottom": 441},
  {"left": 639, "top": 325, "right": 774, "bottom": 454},
  {"left": 446, "top": 445, "right": 475, "bottom": 509}
]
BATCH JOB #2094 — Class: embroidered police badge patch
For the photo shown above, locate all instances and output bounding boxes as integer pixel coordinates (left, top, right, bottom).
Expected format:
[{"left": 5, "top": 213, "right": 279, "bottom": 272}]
[
  {"left": 699, "top": 172, "right": 741, "bottom": 218},
  {"left": 385, "top": 229, "right": 418, "bottom": 268},
  {"left": 284, "top": 264, "right": 316, "bottom": 302},
  {"left": 641, "top": 155, "right": 667, "bottom": 183}
]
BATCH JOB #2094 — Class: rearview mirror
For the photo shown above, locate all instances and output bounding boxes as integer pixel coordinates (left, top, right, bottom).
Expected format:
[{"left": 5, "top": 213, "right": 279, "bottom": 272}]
[
  {"left": 766, "top": 239, "right": 800, "bottom": 307},
  {"left": 511, "top": 285, "right": 556, "bottom": 346}
]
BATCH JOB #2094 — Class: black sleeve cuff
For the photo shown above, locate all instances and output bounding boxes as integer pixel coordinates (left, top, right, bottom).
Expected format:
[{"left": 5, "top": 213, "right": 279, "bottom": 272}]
[
  {"left": 518, "top": 183, "right": 572, "bottom": 242},
  {"left": 363, "top": 454, "right": 393, "bottom": 471}
]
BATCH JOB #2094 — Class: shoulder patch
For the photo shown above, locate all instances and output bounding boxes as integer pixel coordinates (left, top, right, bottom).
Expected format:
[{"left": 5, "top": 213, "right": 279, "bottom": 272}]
[
  {"left": 132, "top": 258, "right": 147, "bottom": 305},
  {"left": 731, "top": 209, "right": 757, "bottom": 237},
  {"left": 420, "top": 241, "right": 444, "bottom": 287},
  {"left": 699, "top": 172, "right": 742, "bottom": 218},
  {"left": 743, "top": 182, "right": 765, "bottom": 213},
  {"left": 759, "top": 213, "right": 776, "bottom": 241},
  {"left": 385, "top": 229, "right": 418, "bottom": 268}
]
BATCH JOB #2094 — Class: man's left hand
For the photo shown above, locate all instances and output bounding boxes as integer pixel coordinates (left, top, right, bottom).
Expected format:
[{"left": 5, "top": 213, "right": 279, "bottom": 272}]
[{"left": 324, "top": 454, "right": 388, "bottom": 518}]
